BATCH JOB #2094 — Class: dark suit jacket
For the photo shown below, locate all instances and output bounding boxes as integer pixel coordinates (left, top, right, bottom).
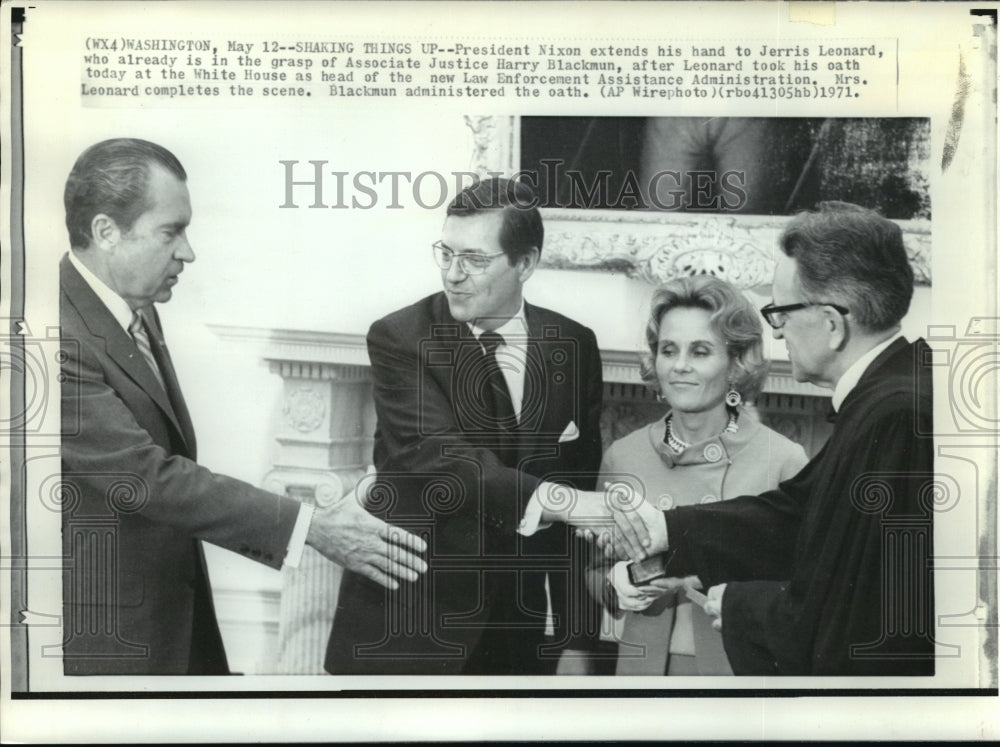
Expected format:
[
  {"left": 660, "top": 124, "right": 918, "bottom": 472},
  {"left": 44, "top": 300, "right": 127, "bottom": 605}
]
[
  {"left": 325, "top": 293, "right": 603, "bottom": 674},
  {"left": 59, "top": 255, "right": 301, "bottom": 675}
]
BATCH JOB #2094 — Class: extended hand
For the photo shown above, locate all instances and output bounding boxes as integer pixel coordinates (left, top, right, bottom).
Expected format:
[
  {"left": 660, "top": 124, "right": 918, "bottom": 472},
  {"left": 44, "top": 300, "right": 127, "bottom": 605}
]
[
  {"left": 306, "top": 482, "right": 427, "bottom": 590},
  {"left": 541, "top": 486, "right": 641, "bottom": 560},
  {"left": 537, "top": 482, "right": 611, "bottom": 526}
]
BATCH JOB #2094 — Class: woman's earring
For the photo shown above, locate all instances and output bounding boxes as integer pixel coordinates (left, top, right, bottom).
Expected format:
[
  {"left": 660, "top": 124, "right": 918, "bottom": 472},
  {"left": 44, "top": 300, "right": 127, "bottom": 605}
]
[{"left": 725, "top": 388, "right": 742, "bottom": 407}]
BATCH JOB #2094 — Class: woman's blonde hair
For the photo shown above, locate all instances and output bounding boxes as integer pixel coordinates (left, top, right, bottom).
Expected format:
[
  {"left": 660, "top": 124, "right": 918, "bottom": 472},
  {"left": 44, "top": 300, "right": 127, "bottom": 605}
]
[{"left": 640, "top": 274, "right": 768, "bottom": 402}]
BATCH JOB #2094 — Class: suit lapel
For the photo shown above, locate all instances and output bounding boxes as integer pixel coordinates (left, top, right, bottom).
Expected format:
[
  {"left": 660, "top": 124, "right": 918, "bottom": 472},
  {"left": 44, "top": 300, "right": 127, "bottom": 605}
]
[
  {"left": 519, "top": 339, "right": 546, "bottom": 434},
  {"left": 61, "top": 256, "right": 192, "bottom": 451},
  {"left": 522, "top": 303, "right": 557, "bottom": 436},
  {"left": 431, "top": 294, "right": 569, "bottom": 440},
  {"left": 429, "top": 293, "right": 474, "bottom": 429},
  {"left": 146, "top": 308, "right": 198, "bottom": 456}
]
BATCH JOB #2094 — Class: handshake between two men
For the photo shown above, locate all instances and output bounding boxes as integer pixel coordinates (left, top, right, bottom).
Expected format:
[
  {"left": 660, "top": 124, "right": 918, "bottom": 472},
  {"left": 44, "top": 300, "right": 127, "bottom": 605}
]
[
  {"left": 59, "top": 143, "right": 929, "bottom": 678},
  {"left": 345, "top": 474, "right": 726, "bottom": 630},
  {"left": 324, "top": 476, "right": 652, "bottom": 587}
]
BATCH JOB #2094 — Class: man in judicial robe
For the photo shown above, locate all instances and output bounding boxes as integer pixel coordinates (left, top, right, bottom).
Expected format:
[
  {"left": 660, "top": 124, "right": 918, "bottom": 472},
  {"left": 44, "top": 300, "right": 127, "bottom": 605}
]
[
  {"left": 617, "top": 201, "right": 936, "bottom": 675},
  {"left": 325, "top": 177, "right": 603, "bottom": 675},
  {"left": 59, "top": 138, "right": 426, "bottom": 674}
]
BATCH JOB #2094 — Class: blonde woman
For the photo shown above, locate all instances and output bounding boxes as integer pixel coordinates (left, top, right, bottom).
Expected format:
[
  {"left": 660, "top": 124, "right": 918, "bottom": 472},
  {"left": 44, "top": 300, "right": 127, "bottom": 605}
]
[{"left": 591, "top": 275, "right": 807, "bottom": 675}]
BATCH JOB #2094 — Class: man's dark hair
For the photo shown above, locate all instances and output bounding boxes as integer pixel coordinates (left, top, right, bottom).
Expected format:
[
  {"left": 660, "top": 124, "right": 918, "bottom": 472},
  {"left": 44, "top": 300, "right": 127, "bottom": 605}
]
[
  {"left": 64, "top": 138, "right": 186, "bottom": 249},
  {"left": 446, "top": 177, "right": 543, "bottom": 263},
  {"left": 780, "top": 201, "right": 914, "bottom": 332}
]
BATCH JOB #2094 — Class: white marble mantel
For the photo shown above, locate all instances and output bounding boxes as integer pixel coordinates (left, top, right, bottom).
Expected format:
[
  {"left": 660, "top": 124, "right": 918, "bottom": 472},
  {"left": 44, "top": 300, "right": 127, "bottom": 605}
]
[
  {"left": 210, "top": 323, "right": 829, "bottom": 395},
  {"left": 212, "top": 323, "right": 832, "bottom": 455}
]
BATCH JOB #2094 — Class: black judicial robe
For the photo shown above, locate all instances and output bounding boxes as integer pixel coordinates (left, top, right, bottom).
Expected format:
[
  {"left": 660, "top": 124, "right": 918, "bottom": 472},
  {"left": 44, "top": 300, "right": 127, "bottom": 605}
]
[{"left": 661, "top": 338, "right": 936, "bottom": 675}]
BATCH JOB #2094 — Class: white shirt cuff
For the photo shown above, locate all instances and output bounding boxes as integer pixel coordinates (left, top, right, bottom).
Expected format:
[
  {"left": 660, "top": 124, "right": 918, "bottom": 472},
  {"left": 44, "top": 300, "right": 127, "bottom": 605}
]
[
  {"left": 518, "top": 485, "right": 554, "bottom": 536},
  {"left": 642, "top": 500, "right": 670, "bottom": 554},
  {"left": 284, "top": 503, "right": 315, "bottom": 568}
]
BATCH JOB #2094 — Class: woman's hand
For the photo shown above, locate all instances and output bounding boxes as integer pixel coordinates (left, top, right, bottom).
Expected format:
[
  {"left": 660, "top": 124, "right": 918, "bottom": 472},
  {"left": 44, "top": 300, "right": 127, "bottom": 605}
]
[
  {"left": 609, "top": 563, "right": 697, "bottom": 611},
  {"left": 609, "top": 566, "right": 705, "bottom": 612},
  {"left": 609, "top": 561, "right": 657, "bottom": 611}
]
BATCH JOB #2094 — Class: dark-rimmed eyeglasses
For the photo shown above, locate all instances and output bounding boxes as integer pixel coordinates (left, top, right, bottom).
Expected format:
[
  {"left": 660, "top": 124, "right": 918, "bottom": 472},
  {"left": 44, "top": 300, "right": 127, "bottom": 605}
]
[
  {"left": 760, "top": 301, "right": 849, "bottom": 329},
  {"left": 432, "top": 241, "right": 506, "bottom": 276}
]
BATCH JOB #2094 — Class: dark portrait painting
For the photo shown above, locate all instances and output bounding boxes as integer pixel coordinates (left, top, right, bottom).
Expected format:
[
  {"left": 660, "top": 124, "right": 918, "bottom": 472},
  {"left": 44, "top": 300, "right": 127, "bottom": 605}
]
[{"left": 520, "top": 117, "right": 931, "bottom": 218}]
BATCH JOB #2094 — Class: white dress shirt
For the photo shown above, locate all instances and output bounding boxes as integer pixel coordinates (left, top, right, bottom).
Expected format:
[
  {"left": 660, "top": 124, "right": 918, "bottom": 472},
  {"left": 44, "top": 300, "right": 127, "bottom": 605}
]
[
  {"left": 469, "top": 301, "right": 530, "bottom": 421},
  {"left": 466, "top": 301, "right": 565, "bottom": 537},
  {"left": 470, "top": 300, "right": 566, "bottom": 634}
]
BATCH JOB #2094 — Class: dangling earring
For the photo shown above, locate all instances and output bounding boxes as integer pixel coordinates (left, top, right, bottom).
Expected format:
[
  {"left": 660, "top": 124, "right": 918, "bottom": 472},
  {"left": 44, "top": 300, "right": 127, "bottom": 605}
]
[
  {"left": 725, "top": 388, "right": 742, "bottom": 407},
  {"left": 656, "top": 391, "right": 666, "bottom": 403}
]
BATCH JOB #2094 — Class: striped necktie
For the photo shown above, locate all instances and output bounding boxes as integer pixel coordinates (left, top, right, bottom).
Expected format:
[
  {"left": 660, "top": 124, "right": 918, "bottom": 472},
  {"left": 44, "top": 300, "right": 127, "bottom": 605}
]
[{"left": 129, "top": 309, "right": 167, "bottom": 392}]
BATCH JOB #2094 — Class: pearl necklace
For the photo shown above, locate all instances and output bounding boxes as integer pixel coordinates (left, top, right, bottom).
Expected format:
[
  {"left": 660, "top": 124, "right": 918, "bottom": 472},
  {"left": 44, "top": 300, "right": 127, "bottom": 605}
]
[{"left": 665, "top": 411, "right": 739, "bottom": 454}]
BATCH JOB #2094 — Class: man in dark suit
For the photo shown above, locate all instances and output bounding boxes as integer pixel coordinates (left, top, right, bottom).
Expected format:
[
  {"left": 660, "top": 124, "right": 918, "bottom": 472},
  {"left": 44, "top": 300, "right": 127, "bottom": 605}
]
[
  {"left": 59, "top": 138, "right": 427, "bottom": 675},
  {"left": 612, "top": 202, "right": 937, "bottom": 675},
  {"left": 325, "top": 177, "right": 605, "bottom": 675}
]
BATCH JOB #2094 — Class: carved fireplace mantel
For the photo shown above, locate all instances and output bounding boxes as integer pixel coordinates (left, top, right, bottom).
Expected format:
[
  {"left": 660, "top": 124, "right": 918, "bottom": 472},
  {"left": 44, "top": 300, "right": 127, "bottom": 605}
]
[
  {"left": 215, "top": 323, "right": 833, "bottom": 468},
  {"left": 217, "top": 323, "right": 827, "bottom": 392}
]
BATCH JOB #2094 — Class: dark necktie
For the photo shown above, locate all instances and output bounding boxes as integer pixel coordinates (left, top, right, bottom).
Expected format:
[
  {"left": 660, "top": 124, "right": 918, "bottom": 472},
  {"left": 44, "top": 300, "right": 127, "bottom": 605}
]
[{"left": 479, "top": 330, "right": 517, "bottom": 430}]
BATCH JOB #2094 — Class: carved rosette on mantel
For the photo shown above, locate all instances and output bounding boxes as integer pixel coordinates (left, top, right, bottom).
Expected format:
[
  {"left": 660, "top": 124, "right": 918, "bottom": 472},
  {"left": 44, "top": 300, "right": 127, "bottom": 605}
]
[
  {"left": 464, "top": 115, "right": 932, "bottom": 288},
  {"left": 211, "top": 325, "right": 837, "bottom": 673}
]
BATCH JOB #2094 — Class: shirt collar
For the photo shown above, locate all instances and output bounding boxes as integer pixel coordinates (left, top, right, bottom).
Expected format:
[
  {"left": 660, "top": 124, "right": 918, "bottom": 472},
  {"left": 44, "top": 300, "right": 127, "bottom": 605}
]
[
  {"left": 831, "top": 331, "right": 904, "bottom": 412},
  {"left": 67, "top": 250, "right": 135, "bottom": 334},
  {"left": 468, "top": 299, "right": 529, "bottom": 343}
]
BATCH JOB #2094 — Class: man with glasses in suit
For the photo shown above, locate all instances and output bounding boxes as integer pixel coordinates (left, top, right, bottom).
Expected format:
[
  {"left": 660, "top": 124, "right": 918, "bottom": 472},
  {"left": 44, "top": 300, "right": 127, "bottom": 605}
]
[{"left": 326, "top": 177, "right": 606, "bottom": 675}]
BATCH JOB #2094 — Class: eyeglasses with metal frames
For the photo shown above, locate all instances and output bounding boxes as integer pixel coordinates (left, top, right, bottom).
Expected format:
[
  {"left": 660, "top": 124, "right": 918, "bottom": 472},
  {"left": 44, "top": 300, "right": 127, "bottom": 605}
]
[
  {"left": 432, "top": 241, "right": 506, "bottom": 276},
  {"left": 759, "top": 301, "right": 850, "bottom": 329}
]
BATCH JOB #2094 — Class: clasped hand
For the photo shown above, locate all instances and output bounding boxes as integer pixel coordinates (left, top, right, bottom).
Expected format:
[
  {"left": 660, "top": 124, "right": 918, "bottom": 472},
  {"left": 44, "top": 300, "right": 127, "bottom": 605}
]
[{"left": 538, "top": 482, "right": 665, "bottom": 561}]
